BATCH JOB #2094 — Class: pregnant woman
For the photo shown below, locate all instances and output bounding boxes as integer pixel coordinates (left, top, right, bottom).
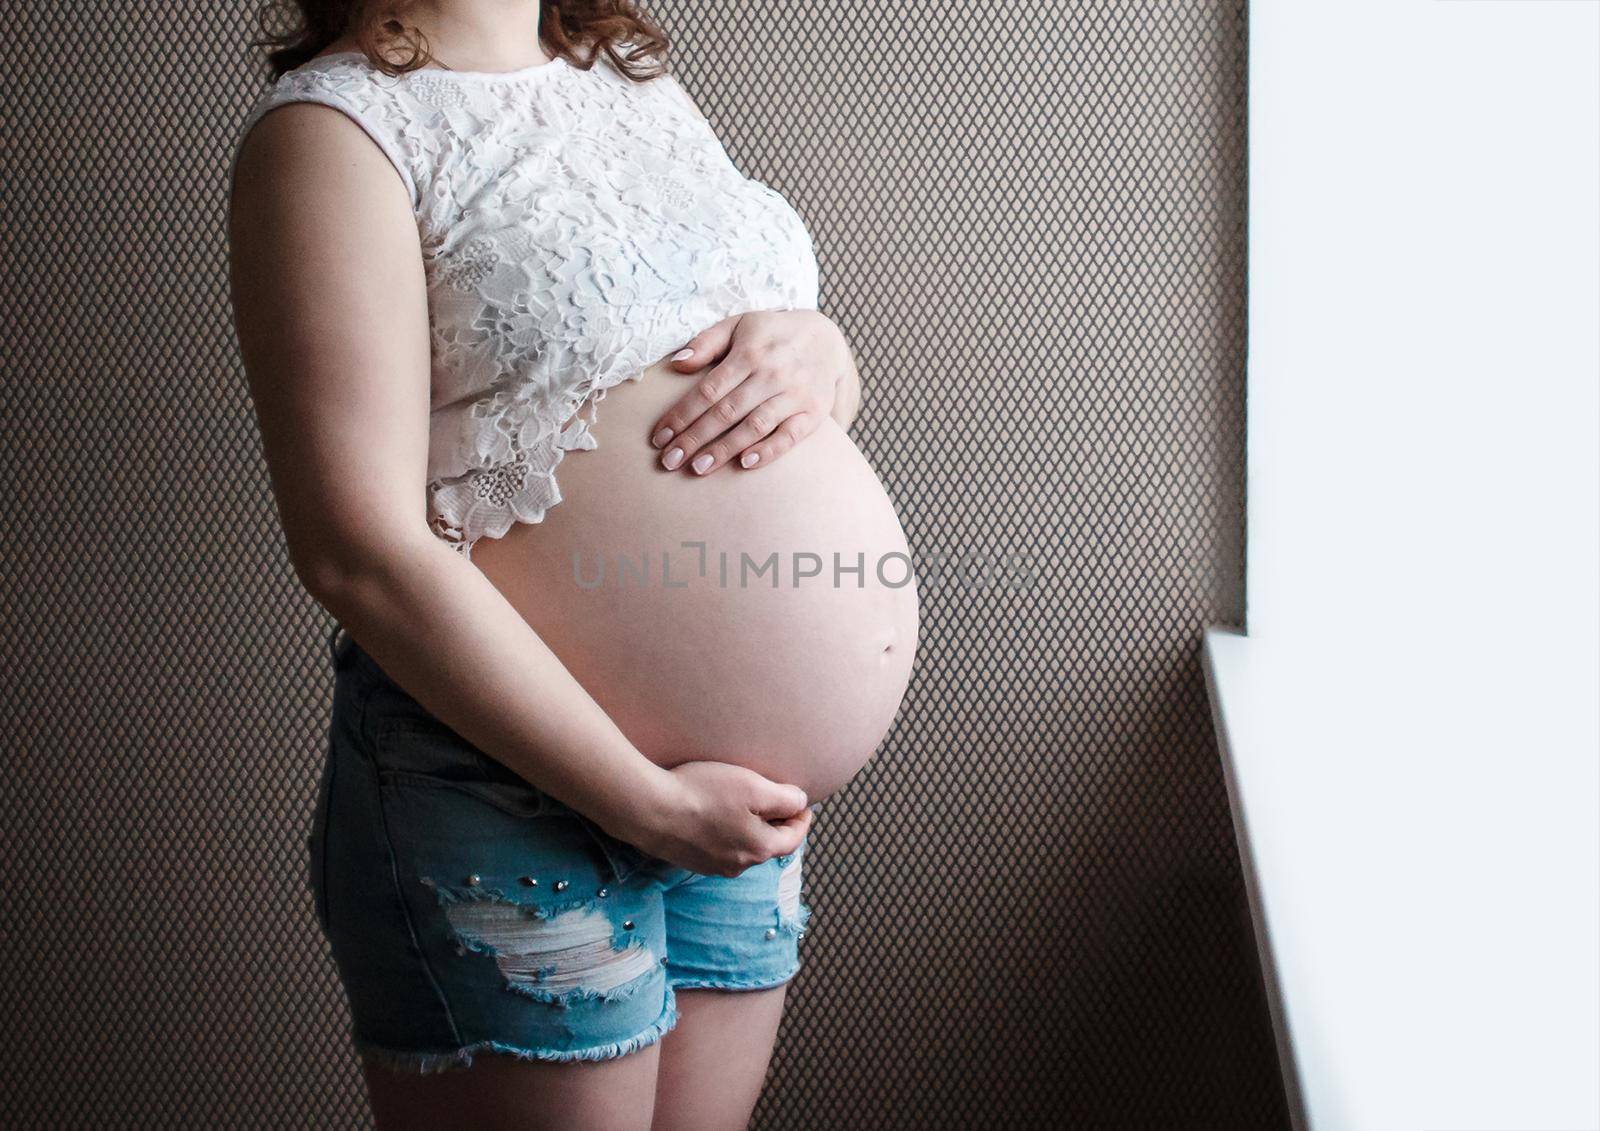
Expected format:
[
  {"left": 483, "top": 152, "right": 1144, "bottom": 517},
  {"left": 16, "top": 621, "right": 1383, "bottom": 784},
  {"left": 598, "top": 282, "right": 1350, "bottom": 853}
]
[{"left": 227, "top": 2, "right": 917, "bottom": 1128}]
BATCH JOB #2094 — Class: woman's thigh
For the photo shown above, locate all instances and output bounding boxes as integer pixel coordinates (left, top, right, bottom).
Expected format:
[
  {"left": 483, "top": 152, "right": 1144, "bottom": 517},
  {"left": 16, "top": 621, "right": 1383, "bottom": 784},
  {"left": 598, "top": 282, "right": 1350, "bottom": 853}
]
[
  {"left": 651, "top": 985, "right": 790, "bottom": 1131},
  {"left": 361, "top": 1041, "right": 663, "bottom": 1131},
  {"left": 645, "top": 846, "right": 813, "bottom": 1130}
]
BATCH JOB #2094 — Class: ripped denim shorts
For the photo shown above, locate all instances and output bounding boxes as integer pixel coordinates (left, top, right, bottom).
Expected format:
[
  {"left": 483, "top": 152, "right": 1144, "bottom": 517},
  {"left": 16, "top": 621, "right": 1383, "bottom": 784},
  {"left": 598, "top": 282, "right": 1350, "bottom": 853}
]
[{"left": 312, "top": 624, "right": 815, "bottom": 1073}]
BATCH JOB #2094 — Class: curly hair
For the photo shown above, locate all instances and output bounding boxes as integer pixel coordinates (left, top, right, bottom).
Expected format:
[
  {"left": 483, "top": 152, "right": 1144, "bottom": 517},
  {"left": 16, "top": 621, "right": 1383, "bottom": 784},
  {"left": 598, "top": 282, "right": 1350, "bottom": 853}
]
[{"left": 250, "top": 0, "right": 670, "bottom": 83}]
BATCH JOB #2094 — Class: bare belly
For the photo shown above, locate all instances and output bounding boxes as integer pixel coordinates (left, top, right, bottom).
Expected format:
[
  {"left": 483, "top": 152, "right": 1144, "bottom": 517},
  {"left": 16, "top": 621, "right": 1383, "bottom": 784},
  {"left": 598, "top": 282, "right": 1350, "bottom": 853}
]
[{"left": 470, "top": 355, "right": 920, "bottom": 802}]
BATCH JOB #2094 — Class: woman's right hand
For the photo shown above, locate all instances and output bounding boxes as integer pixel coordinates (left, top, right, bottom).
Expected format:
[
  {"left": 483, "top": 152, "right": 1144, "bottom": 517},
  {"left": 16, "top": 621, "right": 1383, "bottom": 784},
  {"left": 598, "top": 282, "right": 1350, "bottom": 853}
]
[{"left": 622, "top": 760, "right": 814, "bottom": 877}]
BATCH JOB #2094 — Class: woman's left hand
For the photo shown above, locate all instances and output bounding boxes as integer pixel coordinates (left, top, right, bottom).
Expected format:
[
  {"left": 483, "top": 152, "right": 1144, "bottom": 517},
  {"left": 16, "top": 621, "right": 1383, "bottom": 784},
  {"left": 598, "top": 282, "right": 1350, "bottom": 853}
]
[{"left": 649, "top": 309, "right": 860, "bottom": 475}]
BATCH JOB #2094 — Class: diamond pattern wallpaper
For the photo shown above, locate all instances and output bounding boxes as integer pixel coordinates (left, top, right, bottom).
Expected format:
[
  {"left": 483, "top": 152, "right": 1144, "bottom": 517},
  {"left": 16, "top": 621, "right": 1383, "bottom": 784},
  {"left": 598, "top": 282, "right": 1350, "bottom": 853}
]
[{"left": 0, "top": 1, "right": 1284, "bottom": 1126}]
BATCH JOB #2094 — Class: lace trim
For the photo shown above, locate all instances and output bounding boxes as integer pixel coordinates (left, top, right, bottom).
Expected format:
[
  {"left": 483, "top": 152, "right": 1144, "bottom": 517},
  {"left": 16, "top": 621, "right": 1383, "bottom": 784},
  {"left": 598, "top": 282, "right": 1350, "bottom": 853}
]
[{"left": 424, "top": 375, "right": 640, "bottom": 561}]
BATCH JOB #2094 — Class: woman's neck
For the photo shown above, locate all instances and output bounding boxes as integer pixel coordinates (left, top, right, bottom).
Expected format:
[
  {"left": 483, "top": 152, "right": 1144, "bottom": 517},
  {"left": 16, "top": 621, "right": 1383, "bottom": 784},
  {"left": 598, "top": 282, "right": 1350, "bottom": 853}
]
[{"left": 390, "top": 0, "right": 549, "bottom": 72}]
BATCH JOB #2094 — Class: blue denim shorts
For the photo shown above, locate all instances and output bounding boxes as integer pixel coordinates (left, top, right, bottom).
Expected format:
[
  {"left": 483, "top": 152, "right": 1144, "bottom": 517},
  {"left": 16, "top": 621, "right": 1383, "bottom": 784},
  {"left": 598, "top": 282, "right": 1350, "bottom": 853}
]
[{"left": 312, "top": 624, "right": 814, "bottom": 1073}]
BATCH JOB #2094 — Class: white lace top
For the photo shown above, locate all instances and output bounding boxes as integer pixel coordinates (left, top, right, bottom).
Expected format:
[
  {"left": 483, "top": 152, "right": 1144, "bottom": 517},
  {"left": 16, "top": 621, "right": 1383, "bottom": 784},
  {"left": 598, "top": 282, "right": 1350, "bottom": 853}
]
[{"left": 230, "top": 47, "right": 821, "bottom": 560}]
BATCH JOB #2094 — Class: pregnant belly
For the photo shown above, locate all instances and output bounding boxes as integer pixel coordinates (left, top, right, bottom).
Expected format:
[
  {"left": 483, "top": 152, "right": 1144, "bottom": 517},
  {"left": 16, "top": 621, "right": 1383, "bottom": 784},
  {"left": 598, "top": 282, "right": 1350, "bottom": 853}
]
[{"left": 469, "top": 356, "right": 920, "bottom": 803}]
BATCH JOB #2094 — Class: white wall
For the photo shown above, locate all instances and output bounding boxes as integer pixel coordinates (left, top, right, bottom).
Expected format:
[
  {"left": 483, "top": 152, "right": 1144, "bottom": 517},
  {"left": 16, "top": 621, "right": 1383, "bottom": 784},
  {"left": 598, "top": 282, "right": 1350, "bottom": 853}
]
[{"left": 1233, "top": 0, "right": 1600, "bottom": 1127}]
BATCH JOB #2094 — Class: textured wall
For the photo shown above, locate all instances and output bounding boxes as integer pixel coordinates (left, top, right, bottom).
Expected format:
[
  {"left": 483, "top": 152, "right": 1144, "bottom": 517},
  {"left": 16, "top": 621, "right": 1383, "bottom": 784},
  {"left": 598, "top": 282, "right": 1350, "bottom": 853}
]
[{"left": 0, "top": 1, "right": 1283, "bottom": 1127}]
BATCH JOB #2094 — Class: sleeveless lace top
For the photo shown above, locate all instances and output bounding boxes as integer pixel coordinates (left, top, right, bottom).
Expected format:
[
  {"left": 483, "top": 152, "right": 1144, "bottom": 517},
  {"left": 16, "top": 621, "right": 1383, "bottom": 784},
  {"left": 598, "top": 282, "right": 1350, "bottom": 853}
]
[{"left": 230, "top": 47, "right": 821, "bottom": 560}]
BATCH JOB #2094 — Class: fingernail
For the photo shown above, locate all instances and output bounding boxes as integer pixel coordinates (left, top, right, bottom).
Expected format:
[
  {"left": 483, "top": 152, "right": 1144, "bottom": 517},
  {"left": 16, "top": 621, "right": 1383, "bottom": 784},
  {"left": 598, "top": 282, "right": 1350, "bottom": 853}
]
[
  {"left": 691, "top": 452, "right": 714, "bottom": 475},
  {"left": 671, "top": 347, "right": 694, "bottom": 362},
  {"left": 739, "top": 451, "right": 760, "bottom": 469},
  {"left": 661, "top": 447, "right": 685, "bottom": 470},
  {"left": 651, "top": 427, "right": 674, "bottom": 448}
]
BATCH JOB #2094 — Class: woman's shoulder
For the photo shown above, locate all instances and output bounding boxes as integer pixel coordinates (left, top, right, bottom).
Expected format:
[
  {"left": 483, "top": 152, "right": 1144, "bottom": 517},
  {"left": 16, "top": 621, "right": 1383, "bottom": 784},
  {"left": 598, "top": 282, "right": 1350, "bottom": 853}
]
[
  {"left": 233, "top": 49, "right": 426, "bottom": 211},
  {"left": 256, "top": 47, "right": 410, "bottom": 106},
  {"left": 240, "top": 48, "right": 398, "bottom": 129}
]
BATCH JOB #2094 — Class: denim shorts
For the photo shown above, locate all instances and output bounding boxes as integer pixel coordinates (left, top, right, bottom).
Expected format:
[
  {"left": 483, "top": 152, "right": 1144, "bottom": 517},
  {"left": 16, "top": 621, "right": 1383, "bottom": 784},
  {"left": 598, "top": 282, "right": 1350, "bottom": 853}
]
[{"left": 312, "top": 624, "right": 815, "bottom": 1073}]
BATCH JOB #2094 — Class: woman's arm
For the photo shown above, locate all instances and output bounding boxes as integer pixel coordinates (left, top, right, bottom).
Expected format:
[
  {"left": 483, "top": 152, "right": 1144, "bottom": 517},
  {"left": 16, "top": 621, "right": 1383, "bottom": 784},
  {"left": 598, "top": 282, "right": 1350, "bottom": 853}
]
[{"left": 228, "top": 104, "right": 811, "bottom": 876}]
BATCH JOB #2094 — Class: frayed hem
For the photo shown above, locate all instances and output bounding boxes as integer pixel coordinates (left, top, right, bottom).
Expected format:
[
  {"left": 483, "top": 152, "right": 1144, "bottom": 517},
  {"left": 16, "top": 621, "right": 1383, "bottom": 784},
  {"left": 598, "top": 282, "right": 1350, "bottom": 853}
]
[
  {"left": 354, "top": 985, "right": 680, "bottom": 1074},
  {"left": 669, "top": 967, "right": 801, "bottom": 993}
]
